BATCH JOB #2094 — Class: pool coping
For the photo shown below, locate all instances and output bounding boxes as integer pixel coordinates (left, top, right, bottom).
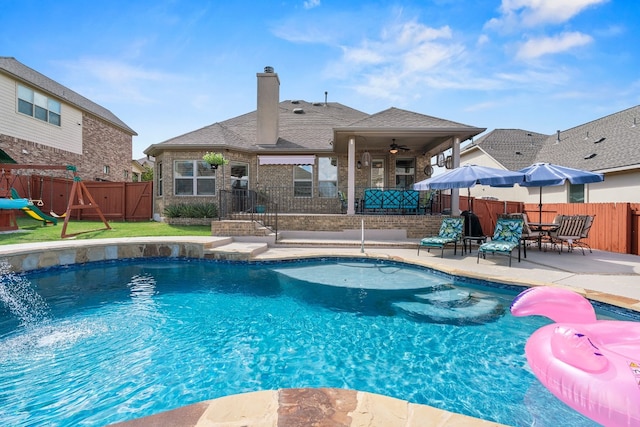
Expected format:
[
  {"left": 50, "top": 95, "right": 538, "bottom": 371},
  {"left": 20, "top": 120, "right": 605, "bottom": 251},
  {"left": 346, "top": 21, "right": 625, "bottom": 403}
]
[{"left": 3, "top": 236, "right": 638, "bottom": 426}]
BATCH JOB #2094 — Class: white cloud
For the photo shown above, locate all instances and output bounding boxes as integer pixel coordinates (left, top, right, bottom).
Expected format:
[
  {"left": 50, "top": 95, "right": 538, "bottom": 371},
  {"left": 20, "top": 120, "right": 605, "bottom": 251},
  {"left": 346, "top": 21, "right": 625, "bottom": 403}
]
[
  {"left": 303, "top": 0, "right": 320, "bottom": 10},
  {"left": 55, "top": 58, "right": 178, "bottom": 104},
  {"left": 516, "top": 31, "right": 593, "bottom": 59},
  {"left": 487, "top": 0, "right": 608, "bottom": 30}
]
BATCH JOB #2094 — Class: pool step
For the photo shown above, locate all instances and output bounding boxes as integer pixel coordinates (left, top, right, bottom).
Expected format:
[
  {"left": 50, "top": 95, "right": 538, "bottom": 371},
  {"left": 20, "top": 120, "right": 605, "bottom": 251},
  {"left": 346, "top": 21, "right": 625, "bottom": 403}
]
[
  {"left": 204, "top": 241, "right": 270, "bottom": 260},
  {"left": 392, "top": 284, "right": 504, "bottom": 324},
  {"left": 415, "top": 288, "right": 471, "bottom": 304}
]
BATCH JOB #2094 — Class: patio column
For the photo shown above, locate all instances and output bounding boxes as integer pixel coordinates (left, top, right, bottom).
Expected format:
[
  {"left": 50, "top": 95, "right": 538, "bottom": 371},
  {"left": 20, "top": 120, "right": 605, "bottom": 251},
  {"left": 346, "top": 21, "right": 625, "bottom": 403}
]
[
  {"left": 347, "top": 136, "right": 356, "bottom": 215},
  {"left": 451, "top": 136, "right": 461, "bottom": 215}
]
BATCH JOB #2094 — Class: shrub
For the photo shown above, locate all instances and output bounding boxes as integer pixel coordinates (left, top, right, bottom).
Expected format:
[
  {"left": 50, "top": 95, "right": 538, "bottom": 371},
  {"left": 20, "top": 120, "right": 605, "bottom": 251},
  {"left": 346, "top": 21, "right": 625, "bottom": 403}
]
[{"left": 163, "top": 203, "right": 217, "bottom": 218}]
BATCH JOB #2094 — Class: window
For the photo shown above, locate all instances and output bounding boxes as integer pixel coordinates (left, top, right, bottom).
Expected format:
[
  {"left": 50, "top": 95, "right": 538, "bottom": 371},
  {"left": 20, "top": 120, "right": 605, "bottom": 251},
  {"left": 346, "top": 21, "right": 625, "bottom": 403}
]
[
  {"left": 371, "top": 159, "right": 385, "bottom": 188},
  {"left": 103, "top": 165, "right": 110, "bottom": 174},
  {"left": 318, "top": 157, "right": 337, "bottom": 197},
  {"left": 230, "top": 162, "right": 248, "bottom": 190},
  {"left": 395, "top": 158, "right": 415, "bottom": 189},
  {"left": 294, "top": 165, "right": 313, "bottom": 197},
  {"left": 174, "top": 160, "right": 216, "bottom": 196},
  {"left": 569, "top": 183, "right": 584, "bottom": 203},
  {"left": 17, "top": 84, "right": 61, "bottom": 126},
  {"left": 157, "top": 162, "right": 163, "bottom": 196}
]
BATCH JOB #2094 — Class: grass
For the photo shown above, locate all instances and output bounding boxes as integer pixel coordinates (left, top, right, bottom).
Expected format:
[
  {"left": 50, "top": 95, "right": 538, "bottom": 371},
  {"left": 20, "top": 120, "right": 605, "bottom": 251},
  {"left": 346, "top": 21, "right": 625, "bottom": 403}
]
[{"left": 0, "top": 217, "right": 212, "bottom": 245}]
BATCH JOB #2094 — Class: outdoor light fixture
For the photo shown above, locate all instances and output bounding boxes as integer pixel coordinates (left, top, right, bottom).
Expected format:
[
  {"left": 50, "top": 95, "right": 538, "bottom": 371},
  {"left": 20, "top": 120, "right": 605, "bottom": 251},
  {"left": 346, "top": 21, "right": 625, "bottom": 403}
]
[
  {"left": 361, "top": 151, "right": 371, "bottom": 166},
  {"left": 357, "top": 161, "right": 362, "bottom": 169}
]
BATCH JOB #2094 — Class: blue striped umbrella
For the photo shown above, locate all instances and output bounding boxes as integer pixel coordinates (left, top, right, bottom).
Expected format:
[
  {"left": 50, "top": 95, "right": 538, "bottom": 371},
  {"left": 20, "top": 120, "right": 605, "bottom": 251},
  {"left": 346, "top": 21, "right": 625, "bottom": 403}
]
[{"left": 518, "top": 163, "right": 604, "bottom": 222}]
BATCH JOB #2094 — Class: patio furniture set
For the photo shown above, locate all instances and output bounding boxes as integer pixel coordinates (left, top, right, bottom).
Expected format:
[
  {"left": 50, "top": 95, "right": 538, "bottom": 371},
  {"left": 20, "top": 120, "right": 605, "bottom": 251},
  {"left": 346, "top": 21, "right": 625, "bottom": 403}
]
[{"left": 417, "top": 213, "right": 595, "bottom": 267}]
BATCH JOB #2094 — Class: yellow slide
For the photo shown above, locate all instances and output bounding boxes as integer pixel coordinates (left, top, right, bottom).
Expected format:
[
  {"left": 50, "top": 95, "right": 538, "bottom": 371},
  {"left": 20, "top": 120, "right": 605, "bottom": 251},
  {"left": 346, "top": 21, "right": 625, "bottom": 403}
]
[{"left": 10, "top": 188, "right": 57, "bottom": 225}]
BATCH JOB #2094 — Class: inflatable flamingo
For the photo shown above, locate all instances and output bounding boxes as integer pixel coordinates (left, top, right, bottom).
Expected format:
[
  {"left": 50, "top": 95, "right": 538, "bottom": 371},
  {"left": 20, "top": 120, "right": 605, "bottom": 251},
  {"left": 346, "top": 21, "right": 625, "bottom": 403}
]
[{"left": 511, "top": 287, "right": 640, "bottom": 427}]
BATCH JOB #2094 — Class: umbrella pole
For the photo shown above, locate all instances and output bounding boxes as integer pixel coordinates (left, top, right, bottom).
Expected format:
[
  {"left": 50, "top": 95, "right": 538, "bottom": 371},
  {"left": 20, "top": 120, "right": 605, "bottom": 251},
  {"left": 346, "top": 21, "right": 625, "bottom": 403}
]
[{"left": 538, "top": 187, "right": 543, "bottom": 223}]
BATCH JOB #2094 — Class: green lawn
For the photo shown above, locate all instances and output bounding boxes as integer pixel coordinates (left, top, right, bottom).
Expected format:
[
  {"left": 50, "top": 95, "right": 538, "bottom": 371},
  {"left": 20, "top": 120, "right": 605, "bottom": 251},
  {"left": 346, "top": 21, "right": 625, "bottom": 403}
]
[{"left": 0, "top": 217, "right": 212, "bottom": 245}]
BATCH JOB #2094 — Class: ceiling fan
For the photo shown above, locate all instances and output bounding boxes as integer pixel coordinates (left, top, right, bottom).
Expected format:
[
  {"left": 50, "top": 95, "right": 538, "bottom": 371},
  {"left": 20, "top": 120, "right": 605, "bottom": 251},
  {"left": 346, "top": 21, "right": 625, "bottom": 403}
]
[{"left": 389, "top": 139, "right": 409, "bottom": 154}]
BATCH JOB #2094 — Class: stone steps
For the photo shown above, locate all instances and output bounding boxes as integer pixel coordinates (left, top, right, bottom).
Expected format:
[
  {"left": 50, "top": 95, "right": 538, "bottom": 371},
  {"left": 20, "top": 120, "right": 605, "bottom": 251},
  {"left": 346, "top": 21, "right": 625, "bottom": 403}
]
[{"left": 204, "top": 241, "right": 270, "bottom": 260}]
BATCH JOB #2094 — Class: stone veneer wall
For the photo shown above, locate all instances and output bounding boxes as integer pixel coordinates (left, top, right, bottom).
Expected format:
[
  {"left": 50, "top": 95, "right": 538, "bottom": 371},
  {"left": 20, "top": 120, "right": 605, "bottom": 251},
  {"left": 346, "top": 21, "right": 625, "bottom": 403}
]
[{"left": 1, "top": 240, "right": 209, "bottom": 273}]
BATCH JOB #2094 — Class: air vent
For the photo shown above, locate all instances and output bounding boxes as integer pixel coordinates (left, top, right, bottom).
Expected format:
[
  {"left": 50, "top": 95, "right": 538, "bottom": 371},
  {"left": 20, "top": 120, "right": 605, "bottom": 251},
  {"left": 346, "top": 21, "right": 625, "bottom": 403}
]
[
  {"left": 584, "top": 153, "right": 597, "bottom": 159},
  {"left": 293, "top": 108, "right": 304, "bottom": 114},
  {"left": 515, "top": 151, "right": 522, "bottom": 155},
  {"left": 291, "top": 100, "right": 300, "bottom": 104},
  {"left": 594, "top": 137, "right": 606, "bottom": 144}
]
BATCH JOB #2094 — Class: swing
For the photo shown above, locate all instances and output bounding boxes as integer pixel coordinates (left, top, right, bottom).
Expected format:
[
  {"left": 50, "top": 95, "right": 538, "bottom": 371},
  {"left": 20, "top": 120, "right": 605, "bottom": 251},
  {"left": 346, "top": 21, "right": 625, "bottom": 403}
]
[
  {"left": 48, "top": 173, "right": 69, "bottom": 218},
  {"left": 27, "top": 177, "right": 45, "bottom": 207}
]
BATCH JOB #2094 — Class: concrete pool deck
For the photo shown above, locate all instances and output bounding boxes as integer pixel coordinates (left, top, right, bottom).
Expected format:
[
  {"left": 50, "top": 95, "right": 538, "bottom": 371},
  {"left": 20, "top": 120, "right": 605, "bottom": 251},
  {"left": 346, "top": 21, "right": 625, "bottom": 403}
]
[{"left": 2, "top": 236, "right": 638, "bottom": 426}]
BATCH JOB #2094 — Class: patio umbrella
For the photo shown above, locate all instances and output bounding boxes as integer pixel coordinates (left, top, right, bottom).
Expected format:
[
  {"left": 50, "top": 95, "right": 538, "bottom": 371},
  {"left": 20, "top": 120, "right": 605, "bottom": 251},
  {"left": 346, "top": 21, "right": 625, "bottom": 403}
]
[
  {"left": 517, "top": 162, "right": 604, "bottom": 222},
  {"left": 413, "top": 164, "right": 526, "bottom": 211}
]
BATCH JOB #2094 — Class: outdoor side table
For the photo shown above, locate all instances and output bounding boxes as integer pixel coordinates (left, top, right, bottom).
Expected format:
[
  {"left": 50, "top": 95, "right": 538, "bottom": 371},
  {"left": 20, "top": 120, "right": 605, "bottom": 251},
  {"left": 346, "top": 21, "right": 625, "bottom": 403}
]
[{"left": 463, "top": 235, "right": 487, "bottom": 254}]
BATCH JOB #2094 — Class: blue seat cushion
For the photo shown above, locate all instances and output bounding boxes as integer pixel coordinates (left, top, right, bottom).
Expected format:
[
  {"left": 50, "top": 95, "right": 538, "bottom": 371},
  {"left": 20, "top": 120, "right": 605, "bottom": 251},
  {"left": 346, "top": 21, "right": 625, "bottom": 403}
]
[
  {"left": 420, "top": 237, "right": 457, "bottom": 247},
  {"left": 479, "top": 241, "right": 518, "bottom": 253}
]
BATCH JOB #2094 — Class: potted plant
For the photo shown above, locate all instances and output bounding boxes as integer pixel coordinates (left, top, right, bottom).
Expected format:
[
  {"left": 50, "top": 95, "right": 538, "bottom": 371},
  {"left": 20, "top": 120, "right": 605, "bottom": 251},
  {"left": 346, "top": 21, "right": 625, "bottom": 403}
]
[
  {"left": 255, "top": 189, "right": 269, "bottom": 213},
  {"left": 202, "top": 152, "right": 229, "bottom": 170}
]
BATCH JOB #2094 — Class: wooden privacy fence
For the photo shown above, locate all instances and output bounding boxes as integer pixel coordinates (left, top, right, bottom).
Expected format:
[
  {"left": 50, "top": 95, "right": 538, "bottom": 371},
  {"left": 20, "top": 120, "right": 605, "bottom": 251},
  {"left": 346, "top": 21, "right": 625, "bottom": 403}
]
[
  {"left": 523, "top": 202, "right": 640, "bottom": 255},
  {"left": 10, "top": 175, "right": 153, "bottom": 222}
]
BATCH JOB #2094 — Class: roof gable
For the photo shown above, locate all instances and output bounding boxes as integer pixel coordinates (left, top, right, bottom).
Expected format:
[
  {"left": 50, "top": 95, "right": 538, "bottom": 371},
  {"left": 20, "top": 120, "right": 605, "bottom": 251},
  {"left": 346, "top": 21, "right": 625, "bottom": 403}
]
[
  {"left": 346, "top": 107, "right": 477, "bottom": 129},
  {"left": 465, "top": 129, "right": 548, "bottom": 170},
  {"left": 0, "top": 57, "right": 136, "bottom": 135}
]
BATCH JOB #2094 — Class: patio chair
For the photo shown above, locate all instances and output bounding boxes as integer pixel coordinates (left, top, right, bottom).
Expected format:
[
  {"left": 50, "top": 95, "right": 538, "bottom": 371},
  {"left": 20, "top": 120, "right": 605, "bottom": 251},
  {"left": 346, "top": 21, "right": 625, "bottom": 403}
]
[
  {"left": 548, "top": 215, "right": 590, "bottom": 254},
  {"left": 501, "top": 213, "right": 544, "bottom": 258},
  {"left": 477, "top": 218, "right": 523, "bottom": 267},
  {"left": 417, "top": 217, "right": 464, "bottom": 257},
  {"left": 574, "top": 215, "right": 595, "bottom": 254}
]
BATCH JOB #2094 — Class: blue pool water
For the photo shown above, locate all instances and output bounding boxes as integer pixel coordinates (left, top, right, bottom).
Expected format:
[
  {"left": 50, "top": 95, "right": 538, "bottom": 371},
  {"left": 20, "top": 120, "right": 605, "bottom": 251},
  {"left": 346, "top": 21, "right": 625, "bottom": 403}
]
[{"left": 2, "top": 257, "right": 633, "bottom": 426}]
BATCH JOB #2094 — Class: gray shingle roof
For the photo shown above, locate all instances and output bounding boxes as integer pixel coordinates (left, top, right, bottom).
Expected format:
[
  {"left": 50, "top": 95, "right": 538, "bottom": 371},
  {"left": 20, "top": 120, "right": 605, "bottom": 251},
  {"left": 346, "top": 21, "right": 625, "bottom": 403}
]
[
  {"left": 534, "top": 105, "right": 640, "bottom": 172},
  {"left": 0, "top": 57, "right": 136, "bottom": 135},
  {"left": 464, "top": 129, "right": 548, "bottom": 170},
  {"left": 346, "top": 107, "right": 477, "bottom": 129},
  {"left": 148, "top": 100, "right": 368, "bottom": 153}
]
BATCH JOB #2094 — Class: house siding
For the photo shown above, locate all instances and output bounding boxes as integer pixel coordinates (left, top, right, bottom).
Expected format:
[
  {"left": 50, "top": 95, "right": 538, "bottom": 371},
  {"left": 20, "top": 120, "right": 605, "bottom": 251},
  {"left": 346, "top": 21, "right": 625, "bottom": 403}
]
[{"left": 0, "top": 73, "right": 83, "bottom": 154}]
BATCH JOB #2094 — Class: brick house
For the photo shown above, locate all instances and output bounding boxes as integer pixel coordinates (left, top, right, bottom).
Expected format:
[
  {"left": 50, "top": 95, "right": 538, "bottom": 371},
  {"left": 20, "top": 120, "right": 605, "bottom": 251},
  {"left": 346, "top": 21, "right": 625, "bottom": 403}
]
[
  {"left": 144, "top": 67, "right": 485, "bottom": 219},
  {"left": 0, "top": 57, "right": 137, "bottom": 181}
]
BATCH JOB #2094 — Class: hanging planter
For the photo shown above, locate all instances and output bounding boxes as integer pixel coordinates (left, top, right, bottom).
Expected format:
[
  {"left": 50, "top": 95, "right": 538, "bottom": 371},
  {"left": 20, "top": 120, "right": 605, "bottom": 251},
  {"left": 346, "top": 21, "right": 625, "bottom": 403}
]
[{"left": 202, "top": 152, "right": 229, "bottom": 170}]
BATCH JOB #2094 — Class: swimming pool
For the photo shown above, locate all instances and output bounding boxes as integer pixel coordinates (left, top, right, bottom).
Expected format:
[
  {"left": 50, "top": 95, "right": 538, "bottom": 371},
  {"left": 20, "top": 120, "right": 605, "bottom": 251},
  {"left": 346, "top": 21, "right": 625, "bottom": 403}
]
[{"left": 2, "top": 257, "right": 631, "bottom": 426}]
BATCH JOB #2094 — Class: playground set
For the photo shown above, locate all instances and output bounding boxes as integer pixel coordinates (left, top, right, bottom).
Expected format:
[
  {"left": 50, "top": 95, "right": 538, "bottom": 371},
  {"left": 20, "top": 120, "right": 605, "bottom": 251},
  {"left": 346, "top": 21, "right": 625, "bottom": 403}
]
[{"left": 0, "top": 164, "right": 111, "bottom": 238}]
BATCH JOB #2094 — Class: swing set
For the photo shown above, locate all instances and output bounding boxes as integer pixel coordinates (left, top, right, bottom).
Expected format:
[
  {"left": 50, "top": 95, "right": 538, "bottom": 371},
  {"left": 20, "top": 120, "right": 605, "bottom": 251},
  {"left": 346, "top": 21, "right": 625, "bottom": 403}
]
[{"left": 0, "top": 164, "right": 111, "bottom": 238}]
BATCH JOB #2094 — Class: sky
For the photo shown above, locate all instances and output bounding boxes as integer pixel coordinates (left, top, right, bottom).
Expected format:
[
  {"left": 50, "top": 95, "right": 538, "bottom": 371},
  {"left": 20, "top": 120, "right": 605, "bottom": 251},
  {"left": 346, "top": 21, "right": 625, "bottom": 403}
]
[{"left": 2, "top": 0, "right": 639, "bottom": 160}]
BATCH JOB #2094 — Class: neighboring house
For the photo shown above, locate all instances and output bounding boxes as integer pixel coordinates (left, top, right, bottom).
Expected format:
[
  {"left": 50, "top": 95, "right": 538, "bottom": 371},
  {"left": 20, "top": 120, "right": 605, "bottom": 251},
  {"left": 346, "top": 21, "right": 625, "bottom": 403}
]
[
  {"left": 0, "top": 57, "right": 137, "bottom": 181},
  {"left": 144, "top": 67, "right": 485, "bottom": 217},
  {"left": 460, "top": 105, "right": 640, "bottom": 203},
  {"left": 132, "top": 157, "right": 154, "bottom": 182},
  {"left": 460, "top": 129, "right": 548, "bottom": 202}
]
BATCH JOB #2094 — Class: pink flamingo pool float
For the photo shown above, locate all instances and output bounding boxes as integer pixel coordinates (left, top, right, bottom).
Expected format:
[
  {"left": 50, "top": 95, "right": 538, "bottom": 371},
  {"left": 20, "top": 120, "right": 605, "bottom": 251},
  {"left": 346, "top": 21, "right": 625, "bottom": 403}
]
[{"left": 511, "top": 286, "right": 640, "bottom": 426}]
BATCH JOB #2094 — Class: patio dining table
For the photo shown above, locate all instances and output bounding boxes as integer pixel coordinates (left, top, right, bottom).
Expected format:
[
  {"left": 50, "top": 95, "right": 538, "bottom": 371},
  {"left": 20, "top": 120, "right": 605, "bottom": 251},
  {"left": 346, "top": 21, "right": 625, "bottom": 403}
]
[{"left": 528, "top": 222, "right": 560, "bottom": 250}]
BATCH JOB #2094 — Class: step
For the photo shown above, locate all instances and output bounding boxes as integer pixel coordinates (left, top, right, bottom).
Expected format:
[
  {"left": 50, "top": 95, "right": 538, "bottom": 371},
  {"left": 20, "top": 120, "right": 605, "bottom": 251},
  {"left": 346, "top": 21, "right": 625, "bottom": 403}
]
[
  {"left": 392, "top": 297, "right": 503, "bottom": 325},
  {"left": 274, "top": 238, "right": 418, "bottom": 249},
  {"left": 204, "top": 242, "right": 269, "bottom": 260},
  {"left": 415, "top": 288, "right": 471, "bottom": 304}
]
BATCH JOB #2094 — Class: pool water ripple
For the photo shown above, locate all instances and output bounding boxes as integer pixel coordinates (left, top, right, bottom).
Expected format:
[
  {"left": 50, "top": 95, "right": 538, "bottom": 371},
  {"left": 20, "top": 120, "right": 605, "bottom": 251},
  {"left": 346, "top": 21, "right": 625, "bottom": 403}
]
[{"left": 0, "top": 258, "right": 616, "bottom": 426}]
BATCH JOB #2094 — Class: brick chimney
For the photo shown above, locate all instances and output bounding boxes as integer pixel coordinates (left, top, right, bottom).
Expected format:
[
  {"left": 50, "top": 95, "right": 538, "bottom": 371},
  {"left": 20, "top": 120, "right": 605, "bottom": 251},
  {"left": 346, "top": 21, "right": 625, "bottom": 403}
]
[{"left": 256, "top": 66, "right": 280, "bottom": 145}]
